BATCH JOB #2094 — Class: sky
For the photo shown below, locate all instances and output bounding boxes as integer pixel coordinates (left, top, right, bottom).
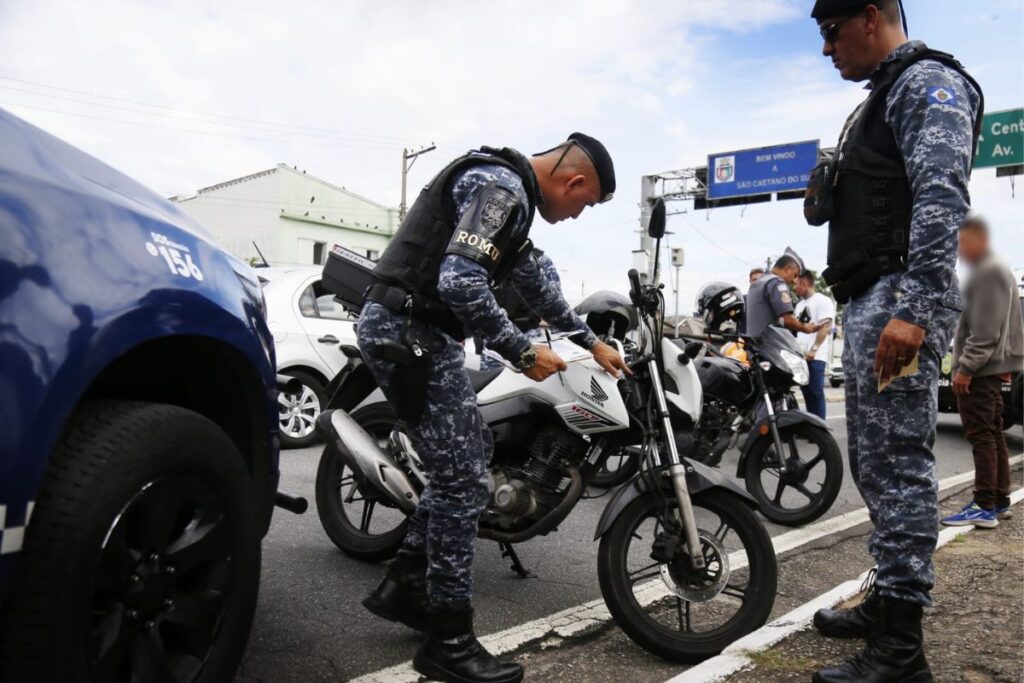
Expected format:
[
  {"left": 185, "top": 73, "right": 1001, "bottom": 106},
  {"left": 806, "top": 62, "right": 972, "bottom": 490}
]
[{"left": 1, "top": 0, "right": 1022, "bottom": 313}]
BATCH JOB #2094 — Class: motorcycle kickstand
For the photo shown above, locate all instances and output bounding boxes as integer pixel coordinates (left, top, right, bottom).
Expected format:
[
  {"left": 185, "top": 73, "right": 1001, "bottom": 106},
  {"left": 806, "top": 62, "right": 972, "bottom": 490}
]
[{"left": 498, "top": 542, "right": 535, "bottom": 579}]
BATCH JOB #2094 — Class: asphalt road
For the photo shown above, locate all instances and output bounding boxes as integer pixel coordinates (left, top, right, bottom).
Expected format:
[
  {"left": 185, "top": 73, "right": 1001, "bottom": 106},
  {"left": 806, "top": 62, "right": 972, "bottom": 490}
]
[{"left": 236, "top": 396, "right": 1024, "bottom": 682}]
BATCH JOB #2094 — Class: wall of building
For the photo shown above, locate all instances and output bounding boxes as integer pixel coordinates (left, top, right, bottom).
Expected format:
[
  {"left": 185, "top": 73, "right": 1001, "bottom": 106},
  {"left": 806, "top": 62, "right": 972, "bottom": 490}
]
[{"left": 174, "top": 164, "right": 397, "bottom": 267}]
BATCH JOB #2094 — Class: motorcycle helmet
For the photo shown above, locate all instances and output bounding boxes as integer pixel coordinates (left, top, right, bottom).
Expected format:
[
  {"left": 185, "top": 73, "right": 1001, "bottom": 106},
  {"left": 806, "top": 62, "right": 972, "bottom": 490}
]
[
  {"left": 695, "top": 282, "right": 744, "bottom": 333},
  {"left": 574, "top": 290, "right": 637, "bottom": 341}
]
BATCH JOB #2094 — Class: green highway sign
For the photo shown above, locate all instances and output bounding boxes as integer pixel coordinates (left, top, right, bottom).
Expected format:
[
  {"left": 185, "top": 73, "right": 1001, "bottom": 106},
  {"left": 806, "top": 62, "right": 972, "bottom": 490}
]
[{"left": 974, "top": 108, "right": 1024, "bottom": 168}]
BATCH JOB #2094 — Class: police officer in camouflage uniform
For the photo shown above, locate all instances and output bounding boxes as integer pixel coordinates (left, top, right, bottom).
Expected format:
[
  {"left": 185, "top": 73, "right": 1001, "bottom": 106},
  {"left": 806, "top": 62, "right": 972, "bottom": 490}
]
[
  {"left": 357, "top": 134, "right": 627, "bottom": 683},
  {"left": 477, "top": 247, "right": 562, "bottom": 371},
  {"left": 803, "top": 1, "right": 983, "bottom": 681}
]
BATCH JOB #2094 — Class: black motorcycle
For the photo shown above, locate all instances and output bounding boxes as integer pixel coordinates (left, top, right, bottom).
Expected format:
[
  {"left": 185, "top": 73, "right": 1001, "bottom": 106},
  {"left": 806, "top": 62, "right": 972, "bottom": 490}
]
[{"left": 675, "top": 329, "right": 843, "bottom": 527}]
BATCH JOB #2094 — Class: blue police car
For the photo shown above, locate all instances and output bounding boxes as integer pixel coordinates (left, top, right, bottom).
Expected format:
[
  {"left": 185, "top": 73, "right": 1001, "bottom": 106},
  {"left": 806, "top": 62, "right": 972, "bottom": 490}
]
[{"left": 0, "top": 108, "right": 281, "bottom": 681}]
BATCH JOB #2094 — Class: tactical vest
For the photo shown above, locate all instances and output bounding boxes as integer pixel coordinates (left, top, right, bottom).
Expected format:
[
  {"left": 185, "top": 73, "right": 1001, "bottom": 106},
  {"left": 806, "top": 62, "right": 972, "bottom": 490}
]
[
  {"left": 373, "top": 147, "right": 541, "bottom": 308},
  {"left": 824, "top": 44, "right": 983, "bottom": 303}
]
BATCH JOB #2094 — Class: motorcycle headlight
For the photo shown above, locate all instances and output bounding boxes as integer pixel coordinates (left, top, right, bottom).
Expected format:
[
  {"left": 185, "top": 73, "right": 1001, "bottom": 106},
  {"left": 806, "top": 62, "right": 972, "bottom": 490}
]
[{"left": 779, "top": 349, "right": 810, "bottom": 386}]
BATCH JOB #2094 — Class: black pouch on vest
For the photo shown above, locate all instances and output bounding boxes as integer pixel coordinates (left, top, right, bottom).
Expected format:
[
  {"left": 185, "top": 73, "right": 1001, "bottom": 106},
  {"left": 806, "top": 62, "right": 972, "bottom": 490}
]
[
  {"left": 322, "top": 245, "right": 378, "bottom": 315},
  {"left": 803, "top": 160, "right": 836, "bottom": 227},
  {"left": 823, "top": 248, "right": 881, "bottom": 304}
]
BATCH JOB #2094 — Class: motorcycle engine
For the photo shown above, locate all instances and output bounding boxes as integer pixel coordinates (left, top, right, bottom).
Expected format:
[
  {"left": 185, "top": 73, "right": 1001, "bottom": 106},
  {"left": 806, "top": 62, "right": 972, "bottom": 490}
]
[
  {"left": 691, "top": 398, "right": 740, "bottom": 466},
  {"left": 486, "top": 427, "right": 586, "bottom": 531}
]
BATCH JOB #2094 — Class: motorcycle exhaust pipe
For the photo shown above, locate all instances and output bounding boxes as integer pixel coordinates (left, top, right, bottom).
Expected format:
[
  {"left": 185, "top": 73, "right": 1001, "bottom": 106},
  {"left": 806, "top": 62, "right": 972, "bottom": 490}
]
[{"left": 315, "top": 409, "right": 420, "bottom": 514}]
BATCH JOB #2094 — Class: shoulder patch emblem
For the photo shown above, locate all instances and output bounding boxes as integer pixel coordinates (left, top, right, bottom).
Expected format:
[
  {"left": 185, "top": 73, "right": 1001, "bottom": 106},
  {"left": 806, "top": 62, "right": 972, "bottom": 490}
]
[
  {"left": 927, "top": 86, "right": 957, "bottom": 106},
  {"left": 481, "top": 194, "right": 512, "bottom": 230},
  {"left": 781, "top": 292, "right": 792, "bottom": 304}
]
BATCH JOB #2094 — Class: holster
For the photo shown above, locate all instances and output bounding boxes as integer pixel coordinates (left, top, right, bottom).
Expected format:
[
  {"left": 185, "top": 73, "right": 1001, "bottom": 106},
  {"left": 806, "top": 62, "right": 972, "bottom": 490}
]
[{"left": 823, "top": 249, "right": 905, "bottom": 304}]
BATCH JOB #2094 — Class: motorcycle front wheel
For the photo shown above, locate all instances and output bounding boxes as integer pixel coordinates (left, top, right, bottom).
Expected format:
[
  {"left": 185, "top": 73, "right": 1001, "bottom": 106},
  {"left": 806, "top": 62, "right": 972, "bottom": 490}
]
[
  {"left": 597, "top": 488, "right": 776, "bottom": 663},
  {"left": 315, "top": 403, "right": 410, "bottom": 562},
  {"left": 743, "top": 423, "right": 843, "bottom": 527}
]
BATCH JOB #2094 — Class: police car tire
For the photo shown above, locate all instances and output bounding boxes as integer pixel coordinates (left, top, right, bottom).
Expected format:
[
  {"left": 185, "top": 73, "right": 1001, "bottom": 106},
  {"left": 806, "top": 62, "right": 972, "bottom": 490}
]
[
  {"left": 279, "top": 369, "right": 326, "bottom": 449},
  {"left": 0, "top": 400, "right": 260, "bottom": 682},
  {"left": 315, "top": 403, "right": 409, "bottom": 562}
]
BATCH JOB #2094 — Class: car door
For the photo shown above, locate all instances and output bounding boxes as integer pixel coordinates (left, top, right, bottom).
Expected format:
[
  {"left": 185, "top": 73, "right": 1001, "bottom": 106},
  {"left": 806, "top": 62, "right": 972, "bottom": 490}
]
[{"left": 293, "top": 275, "right": 358, "bottom": 377}]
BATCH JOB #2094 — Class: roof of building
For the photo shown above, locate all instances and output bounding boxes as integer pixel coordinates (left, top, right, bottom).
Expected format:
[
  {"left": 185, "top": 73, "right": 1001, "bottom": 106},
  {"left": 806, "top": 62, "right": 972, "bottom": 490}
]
[{"left": 179, "top": 163, "right": 397, "bottom": 212}]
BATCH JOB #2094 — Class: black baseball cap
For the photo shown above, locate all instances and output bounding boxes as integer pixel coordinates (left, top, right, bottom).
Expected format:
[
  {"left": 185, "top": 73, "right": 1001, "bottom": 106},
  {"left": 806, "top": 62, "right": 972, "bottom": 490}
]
[
  {"left": 567, "top": 132, "right": 616, "bottom": 203},
  {"left": 811, "top": 0, "right": 870, "bottom": 19}
]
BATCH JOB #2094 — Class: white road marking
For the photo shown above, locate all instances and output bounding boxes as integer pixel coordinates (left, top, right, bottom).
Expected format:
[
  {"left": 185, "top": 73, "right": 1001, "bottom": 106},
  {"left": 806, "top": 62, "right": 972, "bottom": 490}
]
[
  {"left": 667, "top": 486, "right": 1024, "bottom": 683},
  {"left": 351, "top": 455, "right": 1024, "bottom": 683}
]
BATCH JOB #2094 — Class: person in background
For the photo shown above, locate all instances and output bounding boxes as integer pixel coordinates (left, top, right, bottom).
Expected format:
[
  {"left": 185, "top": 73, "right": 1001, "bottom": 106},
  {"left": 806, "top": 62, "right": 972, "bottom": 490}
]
[
  {"left": 794, "top": 271, "right": 836, "bottom": 419},
  {"left": 745, "top": 250, "right": 823, "bottom": 338},
  {"left": 740, "top": 267, "right": 766, "bottom": 334},
  {"left": 942, "top": 216, "right": 1023, "bottom": 528},
  {"left": 749, "top": 267, "right": 765, "bottom": 285}
]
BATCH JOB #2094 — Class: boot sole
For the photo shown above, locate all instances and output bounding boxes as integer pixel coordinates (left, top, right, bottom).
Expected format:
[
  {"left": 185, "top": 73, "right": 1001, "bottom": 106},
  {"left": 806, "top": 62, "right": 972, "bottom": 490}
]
[
  {"left": 813, "top": 670, "right": 932, "bottom": 683},
  {"left": 362, "top": 595, "right": 429, "bottom": 632},
  {"left": 413, "top": 651, "right": 524, "bottom": 683}
]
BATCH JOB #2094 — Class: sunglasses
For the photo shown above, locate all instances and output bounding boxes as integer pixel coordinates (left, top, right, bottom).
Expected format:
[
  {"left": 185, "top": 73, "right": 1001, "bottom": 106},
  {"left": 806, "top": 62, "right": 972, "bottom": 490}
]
[{"left": 819, "top": 15, "right": 853, "bottom": 44}]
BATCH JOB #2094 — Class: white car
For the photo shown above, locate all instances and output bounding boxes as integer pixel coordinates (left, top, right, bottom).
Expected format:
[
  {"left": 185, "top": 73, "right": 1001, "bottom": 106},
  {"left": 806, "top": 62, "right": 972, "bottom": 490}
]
[{"left": 258, "top": 266, "right": 357, "bottom": 448}]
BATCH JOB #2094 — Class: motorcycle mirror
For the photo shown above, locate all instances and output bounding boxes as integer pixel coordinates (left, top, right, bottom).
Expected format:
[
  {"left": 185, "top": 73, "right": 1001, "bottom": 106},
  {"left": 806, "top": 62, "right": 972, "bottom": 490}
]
[{"left": 647, "top": 198, "right": 666, "bottom": 239}]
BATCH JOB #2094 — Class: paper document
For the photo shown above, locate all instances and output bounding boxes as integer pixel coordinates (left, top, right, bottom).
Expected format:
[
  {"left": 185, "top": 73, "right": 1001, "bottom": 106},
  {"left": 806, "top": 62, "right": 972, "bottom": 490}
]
[
  {"left": 480, "top": 338, "right": 593, "bottom": 372},
  {"left": 547, "top": 338, "right": 593, "bottom": 363},
  {"left": 877, "top": 354, "right": 919, "bottom": 393}
]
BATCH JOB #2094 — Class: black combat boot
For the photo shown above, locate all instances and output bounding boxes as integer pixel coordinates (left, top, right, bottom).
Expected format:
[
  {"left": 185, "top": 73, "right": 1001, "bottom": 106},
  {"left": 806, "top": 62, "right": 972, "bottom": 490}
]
[
  {"left": 813, "top": 569, "right": 881, "bottom": 639},
  {"left": 813, "top": 597, "right": 932, "bottom": 683},
  {"left": 362, "top": 548, "right": 430, "bottom": 632},
  {"left": 413, "top": 605, "right": 524, "bottom": 683}
]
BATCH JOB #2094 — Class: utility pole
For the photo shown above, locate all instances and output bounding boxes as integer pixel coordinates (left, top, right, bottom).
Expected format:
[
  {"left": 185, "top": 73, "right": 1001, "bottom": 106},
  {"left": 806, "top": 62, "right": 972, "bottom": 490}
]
[{"left": 399, "top": 143, "right": 437, "bottom": 222}]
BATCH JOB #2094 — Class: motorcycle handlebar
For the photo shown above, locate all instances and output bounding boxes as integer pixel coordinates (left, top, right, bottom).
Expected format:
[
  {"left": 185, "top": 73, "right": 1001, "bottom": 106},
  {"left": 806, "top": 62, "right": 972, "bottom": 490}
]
[{"left": 627, "top": 268, "right": 642, "bottom": 304}]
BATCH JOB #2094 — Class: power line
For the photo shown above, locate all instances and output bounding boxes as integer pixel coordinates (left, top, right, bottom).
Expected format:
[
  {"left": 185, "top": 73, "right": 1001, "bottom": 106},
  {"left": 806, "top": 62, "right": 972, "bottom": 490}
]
[
  {"left": 0, "top": 74, "right": 422, "bottom": 144},
  {"left": 1, "top": 99, "right": 414, "bottom": 150}
]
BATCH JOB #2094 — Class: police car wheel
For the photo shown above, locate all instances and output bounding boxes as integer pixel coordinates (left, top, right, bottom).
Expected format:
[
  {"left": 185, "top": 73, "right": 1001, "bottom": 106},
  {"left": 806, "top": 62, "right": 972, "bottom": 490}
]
[
  {"left": 278, "top": 369, "right": 325, "bottom": 449},
  {"left": 315, "top": 403, "right": 410, "bottom": 562},
  {"left": 0, "top": 400, "right": 261, "bottom": 683}
]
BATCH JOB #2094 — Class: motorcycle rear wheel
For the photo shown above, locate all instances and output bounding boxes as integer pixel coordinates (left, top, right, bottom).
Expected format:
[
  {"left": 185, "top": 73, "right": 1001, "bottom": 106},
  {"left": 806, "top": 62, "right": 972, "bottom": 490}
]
[
  {"left": 597, "top": 489, "right": 776, "bottom": 663},
  {"left": 315, "top": 404, "right": 410, "bottom": 562}
]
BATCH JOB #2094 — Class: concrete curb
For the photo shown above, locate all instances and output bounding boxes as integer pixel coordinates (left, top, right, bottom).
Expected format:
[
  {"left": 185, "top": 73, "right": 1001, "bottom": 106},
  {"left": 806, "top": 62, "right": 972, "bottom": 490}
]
[{"left": 664, "top": 486, "right": 1024, "bottom": 683}]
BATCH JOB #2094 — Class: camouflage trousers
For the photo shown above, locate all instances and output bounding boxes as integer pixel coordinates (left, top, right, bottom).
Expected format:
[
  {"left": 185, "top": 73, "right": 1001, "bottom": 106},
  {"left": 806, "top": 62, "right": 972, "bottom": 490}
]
[
  {"left": 357, "top": 302, "right": 491, "bottom": 607},
  {"left": 842, "top": 274, "right": 959, "bottom": 607}
]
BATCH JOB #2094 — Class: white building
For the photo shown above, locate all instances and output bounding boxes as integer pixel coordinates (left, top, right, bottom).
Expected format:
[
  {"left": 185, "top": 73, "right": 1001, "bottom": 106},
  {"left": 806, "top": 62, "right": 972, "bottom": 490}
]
[{"left": 173, "top": 163, "right": 398, "bottom": 266}]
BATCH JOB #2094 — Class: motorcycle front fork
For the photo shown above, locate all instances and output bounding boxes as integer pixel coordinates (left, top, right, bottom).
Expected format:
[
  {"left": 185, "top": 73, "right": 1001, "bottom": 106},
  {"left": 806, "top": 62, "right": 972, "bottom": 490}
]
[
  {"left": 754, "top": 371, "right": 792, "bottom": 474},
  {"left": 646, "top": 358, "right": 706, "bottom": 571}
]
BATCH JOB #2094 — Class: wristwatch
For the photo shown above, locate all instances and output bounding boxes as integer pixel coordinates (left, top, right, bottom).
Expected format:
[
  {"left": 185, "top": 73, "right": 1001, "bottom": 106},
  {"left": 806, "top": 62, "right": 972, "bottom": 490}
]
[
  {"left": 516, "top": 346, "right": 538, "bottom": 371},
  {"left": 811, "top": 344, "right": 819, "bottom": 353}
]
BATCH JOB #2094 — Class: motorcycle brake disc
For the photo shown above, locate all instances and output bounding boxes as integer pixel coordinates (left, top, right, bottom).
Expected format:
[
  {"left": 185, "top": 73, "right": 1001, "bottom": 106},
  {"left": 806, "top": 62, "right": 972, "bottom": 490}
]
[{"left": 659, "top": 528, "right": 730, "bottom": 602}]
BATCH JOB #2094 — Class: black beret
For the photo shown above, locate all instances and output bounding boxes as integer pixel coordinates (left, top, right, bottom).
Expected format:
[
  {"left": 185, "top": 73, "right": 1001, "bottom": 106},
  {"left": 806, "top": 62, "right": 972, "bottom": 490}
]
[
  {"left": 568, "top": 132, "right": 616, "bottom": 203},
  {"left": 810, "top": 0, "right": 870, "bottom": 19}
]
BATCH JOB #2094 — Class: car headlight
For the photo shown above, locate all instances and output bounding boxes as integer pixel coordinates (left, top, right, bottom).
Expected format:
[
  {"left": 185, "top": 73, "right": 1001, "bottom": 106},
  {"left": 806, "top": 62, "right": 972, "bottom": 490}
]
[{"left": 779, "top": 349, "right": 810, "bottom": 386}]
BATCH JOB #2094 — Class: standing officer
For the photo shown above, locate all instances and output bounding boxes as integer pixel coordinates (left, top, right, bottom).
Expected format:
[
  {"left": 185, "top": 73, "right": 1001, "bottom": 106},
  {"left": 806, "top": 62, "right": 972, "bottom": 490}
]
[
  {"left": 804, "top": 1, "right": 983, "bottom": 681},
  {"left": 745, "top": 249, "right": 823, "bottom": 338},
  {"left": 357, "top": 134, "right": 628, "bottom": 683}
]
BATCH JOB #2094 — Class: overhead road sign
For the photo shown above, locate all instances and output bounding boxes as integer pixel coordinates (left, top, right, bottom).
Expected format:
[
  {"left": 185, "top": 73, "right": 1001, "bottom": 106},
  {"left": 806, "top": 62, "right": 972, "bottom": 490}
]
[
  {"left": 707, "top": 140, "right": 819, "bottom": 200},
  {"left": 974, "top": 108, "right": 1023, "bottom": 169}
]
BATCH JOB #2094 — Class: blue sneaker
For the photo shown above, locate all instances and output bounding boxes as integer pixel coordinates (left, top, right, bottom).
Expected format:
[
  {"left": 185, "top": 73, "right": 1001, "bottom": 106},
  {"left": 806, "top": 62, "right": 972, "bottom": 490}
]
[
  {"left": 941, "top": 501, "right": 998, "bottom": 528},
  {"left": 995, "top": 505, "right": 1012, "bottom": 520}
]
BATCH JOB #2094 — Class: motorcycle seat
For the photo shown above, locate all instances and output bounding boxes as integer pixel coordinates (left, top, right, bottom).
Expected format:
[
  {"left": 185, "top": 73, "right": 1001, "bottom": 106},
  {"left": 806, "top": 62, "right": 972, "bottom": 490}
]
[{"left": 466, "top": 367, "right": 503, "bottom": 393}]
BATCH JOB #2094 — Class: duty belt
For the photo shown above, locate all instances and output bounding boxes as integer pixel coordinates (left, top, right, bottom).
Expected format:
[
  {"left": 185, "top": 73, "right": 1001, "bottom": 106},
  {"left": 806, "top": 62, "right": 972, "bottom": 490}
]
[
  {"left": 823, "top": 251, "right": 907, "bottom": 304},
  {"left": 366, "top": 282, "right": 465, "bottom": 340}
]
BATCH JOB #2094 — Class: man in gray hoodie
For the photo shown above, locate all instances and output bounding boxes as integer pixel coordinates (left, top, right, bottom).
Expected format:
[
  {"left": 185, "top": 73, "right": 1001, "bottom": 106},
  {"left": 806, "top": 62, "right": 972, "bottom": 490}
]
[{"left": 942, "top": 216, "right": 1023, "bottom": 528}]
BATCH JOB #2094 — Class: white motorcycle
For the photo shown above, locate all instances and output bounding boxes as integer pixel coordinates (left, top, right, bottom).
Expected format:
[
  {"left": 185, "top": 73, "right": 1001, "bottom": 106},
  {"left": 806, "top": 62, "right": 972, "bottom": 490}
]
[{"left": 314, "top": 199, "right": 777, "bottom": 662}]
